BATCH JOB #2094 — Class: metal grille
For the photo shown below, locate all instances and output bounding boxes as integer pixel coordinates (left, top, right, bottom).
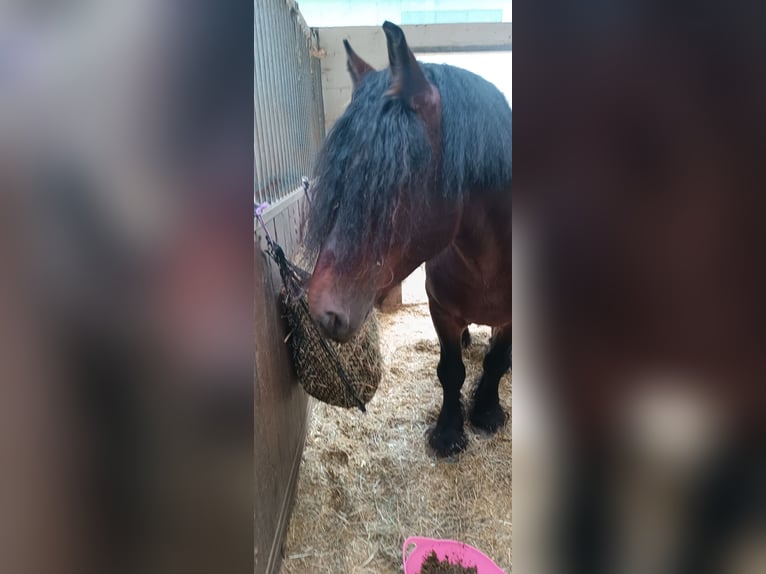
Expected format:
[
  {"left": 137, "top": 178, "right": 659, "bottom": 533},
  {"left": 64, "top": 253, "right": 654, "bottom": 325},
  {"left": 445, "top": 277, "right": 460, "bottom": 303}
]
[{"left": 255, "top": 0, "right": 325, "bottom": 204}]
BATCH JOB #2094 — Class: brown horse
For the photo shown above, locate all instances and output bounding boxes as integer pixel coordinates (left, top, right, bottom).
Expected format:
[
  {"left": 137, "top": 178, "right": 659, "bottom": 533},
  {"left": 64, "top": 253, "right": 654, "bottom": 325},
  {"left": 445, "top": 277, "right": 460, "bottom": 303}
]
[{"left": 304, "top": 22, "right": 512, "bottom": 457}]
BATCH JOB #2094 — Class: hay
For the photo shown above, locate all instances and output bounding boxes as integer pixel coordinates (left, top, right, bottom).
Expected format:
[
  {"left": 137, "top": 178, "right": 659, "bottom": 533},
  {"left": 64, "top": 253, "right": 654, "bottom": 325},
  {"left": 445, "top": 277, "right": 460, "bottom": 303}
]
[
  {"left": 275, "top": 247, "right": 382, "bottom": 409},
  {"left": 281, "top": 302, "right": 512, "bottom": 573},
  {"left": 283, "top": 289, "right": 382, "bottom": 409}
]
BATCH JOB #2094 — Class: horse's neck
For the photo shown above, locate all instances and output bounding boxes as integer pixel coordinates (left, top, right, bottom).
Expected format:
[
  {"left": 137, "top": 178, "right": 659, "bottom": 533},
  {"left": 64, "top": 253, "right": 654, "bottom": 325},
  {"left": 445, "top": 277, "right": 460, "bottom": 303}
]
[{"left": 451, "top": 188, "right": 512, "bottom": 267}]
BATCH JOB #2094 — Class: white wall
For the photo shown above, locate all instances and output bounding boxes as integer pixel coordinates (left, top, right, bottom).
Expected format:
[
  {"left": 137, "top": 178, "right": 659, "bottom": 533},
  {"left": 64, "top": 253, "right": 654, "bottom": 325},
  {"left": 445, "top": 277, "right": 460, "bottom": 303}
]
[
  {"left": 298, "top": 0, "right": 512, "bottom": 27},
  {"left": 417, "top": 50, "right": 512, "bottom": 106},
  {"left": 317, "top": 23, "right": 512, "bottom": 131}
]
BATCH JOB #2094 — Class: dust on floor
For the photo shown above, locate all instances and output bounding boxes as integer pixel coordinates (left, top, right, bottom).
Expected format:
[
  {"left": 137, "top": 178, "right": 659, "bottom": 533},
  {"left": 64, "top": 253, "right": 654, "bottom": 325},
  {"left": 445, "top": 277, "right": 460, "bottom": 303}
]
[{"left": 281, "top": 303, "right": 512, "bottom": 573}]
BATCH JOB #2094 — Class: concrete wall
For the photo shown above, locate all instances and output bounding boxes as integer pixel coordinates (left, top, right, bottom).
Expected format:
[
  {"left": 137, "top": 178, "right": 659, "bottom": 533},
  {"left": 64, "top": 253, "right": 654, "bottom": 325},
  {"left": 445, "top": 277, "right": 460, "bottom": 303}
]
[{"left": 316, "top": 23, "right": 512, "bottom": 131}]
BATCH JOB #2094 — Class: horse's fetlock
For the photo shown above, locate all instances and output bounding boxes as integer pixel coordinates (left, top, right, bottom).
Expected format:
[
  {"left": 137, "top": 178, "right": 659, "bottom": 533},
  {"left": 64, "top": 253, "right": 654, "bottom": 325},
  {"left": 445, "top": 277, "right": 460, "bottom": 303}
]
[
  {"left": 428, "top": 423, "right": 468, "bottom": 457},
  {"left": 469, "top": 398, "right": 508, "bottom": 434}
]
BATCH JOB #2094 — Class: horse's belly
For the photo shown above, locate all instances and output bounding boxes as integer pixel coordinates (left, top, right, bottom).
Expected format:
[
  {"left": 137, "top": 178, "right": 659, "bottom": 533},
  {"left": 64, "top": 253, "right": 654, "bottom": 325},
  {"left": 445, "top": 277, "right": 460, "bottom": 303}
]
[{"left": 463, "top": 297, "right": 512, "bottom": 326}]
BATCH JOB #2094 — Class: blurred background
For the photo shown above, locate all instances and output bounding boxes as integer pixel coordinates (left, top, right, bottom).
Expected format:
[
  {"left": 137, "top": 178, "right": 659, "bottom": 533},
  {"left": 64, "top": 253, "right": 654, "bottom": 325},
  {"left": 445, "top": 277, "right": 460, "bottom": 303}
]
[
  {"left": 514, "top": 2, "right": 766, "bottom": 573},
  {"left": 1, "top": 2, "right": 253, "bottom": 573}
]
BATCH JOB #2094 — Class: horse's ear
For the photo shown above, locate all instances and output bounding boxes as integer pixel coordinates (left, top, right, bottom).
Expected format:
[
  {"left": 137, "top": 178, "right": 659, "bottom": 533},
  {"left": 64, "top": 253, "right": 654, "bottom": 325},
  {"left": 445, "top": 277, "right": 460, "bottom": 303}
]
[
  {"left": 343, "top": 39, "right": 374, "bottom": 90},
  {"left": 382, "top": 21, "right": 432, "bottom": 108}
]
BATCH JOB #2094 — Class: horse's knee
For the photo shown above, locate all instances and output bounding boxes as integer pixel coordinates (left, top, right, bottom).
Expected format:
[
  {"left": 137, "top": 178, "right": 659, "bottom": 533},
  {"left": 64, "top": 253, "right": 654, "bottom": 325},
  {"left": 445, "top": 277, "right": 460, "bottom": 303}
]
[{"left": 437, "top": 356, "right": 465, "bottom": 389}]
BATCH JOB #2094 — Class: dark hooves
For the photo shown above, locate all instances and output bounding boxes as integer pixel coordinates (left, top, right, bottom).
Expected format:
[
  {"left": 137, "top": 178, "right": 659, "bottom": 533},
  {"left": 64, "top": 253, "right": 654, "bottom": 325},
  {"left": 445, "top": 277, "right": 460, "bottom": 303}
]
[
  {"left": 427, "top": 425, "right": 468, "bottom": 457},
  {"left": 469, "top": 402, "right": 508, "bottom": 434}
]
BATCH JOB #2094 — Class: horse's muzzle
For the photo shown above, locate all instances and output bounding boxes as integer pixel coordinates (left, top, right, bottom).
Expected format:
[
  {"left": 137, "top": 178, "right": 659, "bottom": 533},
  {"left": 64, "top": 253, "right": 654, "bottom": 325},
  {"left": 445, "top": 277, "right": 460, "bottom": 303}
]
[{"left": 316, "top": 309, "right": 352, "bottom": 343}]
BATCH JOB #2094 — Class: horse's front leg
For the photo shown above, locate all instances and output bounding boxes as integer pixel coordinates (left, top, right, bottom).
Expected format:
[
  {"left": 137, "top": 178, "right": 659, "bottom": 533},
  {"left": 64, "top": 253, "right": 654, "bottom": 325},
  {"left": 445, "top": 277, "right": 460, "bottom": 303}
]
[
  {"left": 470, "top": 324, "right": 511, "bottom": 433},
  {"left": 427, "top": 300, "right": 468, "bottom": 457}
]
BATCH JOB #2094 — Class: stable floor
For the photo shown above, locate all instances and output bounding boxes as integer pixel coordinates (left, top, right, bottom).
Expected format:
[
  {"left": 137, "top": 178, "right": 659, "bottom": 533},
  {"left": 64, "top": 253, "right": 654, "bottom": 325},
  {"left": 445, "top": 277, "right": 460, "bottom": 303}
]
[{"left": 280, "top": 300, "right": 512, "bottom": 573}]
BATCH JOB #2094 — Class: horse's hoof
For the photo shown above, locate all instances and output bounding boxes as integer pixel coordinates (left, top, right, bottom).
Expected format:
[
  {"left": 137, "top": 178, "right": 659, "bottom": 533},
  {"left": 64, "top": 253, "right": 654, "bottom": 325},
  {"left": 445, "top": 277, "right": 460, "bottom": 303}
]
[
  {"left": 427, "top": 425, "right": 468, "bottom": 457},
  {"left": 469, "top": 402, "right": 508, "bottom": 434}
]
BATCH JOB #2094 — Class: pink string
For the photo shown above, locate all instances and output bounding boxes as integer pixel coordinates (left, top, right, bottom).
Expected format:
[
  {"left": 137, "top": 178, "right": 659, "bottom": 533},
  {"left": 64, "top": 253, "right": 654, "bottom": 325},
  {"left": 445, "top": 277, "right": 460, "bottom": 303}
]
[{"left": 255, "top": 201, "right": 274, "bottom": 248}]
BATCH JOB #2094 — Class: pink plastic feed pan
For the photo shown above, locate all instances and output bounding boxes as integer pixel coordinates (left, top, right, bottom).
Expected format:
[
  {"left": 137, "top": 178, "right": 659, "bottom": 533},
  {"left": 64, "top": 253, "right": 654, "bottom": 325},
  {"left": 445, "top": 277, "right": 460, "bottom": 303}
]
[{"left": 402, "top": 537, "right": 507, "bottom": 574}]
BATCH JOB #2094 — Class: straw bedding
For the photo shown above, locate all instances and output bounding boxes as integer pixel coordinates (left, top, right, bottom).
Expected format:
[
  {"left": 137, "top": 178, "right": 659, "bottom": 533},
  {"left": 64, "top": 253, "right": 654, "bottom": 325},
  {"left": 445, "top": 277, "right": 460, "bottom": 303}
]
[{"left": 281, "top": 302, "right": 512, "bottom": 573}]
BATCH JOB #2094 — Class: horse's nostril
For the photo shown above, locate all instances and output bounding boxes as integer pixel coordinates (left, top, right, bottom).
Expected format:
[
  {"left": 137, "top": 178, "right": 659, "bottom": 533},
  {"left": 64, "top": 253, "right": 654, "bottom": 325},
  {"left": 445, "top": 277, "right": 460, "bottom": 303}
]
[
  {"left": 320, "top": 311, "right": 336, "bottom": 332},
  {"left": 319, "top": 310, "right": 350, "bottom": 340}
]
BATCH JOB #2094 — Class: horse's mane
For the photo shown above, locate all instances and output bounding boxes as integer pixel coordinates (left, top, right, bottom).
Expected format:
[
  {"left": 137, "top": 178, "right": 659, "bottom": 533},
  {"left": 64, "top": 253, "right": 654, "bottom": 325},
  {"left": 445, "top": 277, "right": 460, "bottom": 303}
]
[
  {"left": 304, "top": 62, "right": 512, "bottom": 267},
  {"left": 426, "top": 63, "right": 513, "bottom": 197}
]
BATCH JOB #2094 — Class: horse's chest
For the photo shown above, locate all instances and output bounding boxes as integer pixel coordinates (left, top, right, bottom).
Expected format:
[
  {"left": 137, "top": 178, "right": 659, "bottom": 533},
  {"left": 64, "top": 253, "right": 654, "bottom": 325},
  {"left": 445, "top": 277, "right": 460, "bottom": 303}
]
[{"left": 425, "top": 250, "right": 512, "bottom": 327}]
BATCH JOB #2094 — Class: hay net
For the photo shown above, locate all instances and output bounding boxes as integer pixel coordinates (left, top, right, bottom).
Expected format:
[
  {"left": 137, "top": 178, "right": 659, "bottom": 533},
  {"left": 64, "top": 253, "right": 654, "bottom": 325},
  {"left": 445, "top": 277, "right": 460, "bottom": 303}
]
[{"left": 256, "top": 202, "right": 382, "bottom": 411}]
